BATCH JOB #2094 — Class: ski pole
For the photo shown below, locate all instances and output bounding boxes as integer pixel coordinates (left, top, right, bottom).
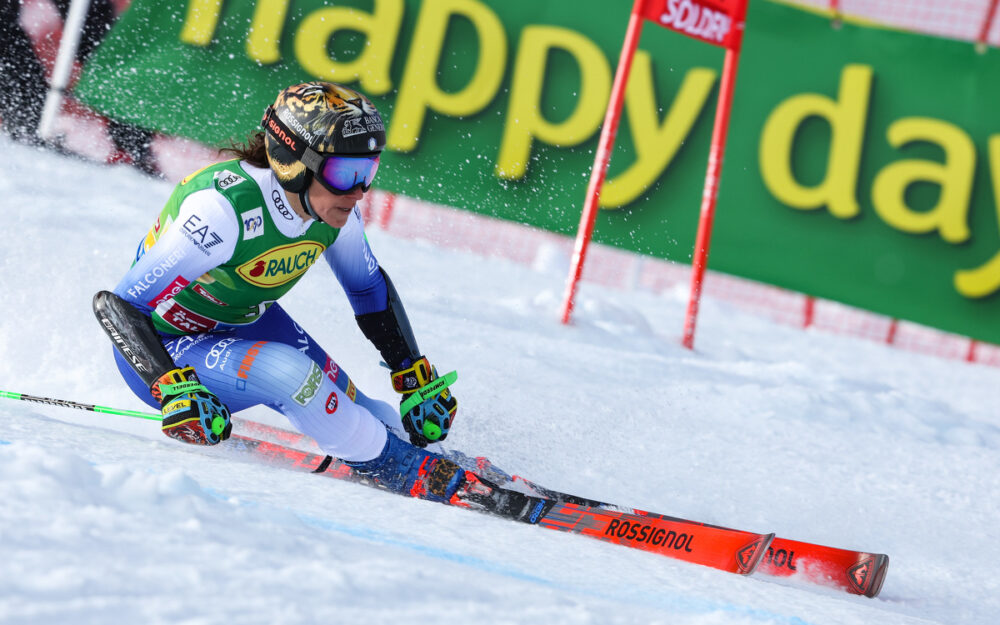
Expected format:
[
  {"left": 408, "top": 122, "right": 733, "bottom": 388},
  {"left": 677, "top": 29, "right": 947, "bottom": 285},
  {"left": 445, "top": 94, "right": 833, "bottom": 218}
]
[{"left": 0, "top": 389, "right": 160, "bottom": 422}]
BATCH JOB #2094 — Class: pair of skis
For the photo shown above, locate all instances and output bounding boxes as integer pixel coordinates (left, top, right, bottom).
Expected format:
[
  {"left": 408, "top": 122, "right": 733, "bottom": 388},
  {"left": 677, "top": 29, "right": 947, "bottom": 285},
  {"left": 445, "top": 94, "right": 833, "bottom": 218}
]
[
  {"left": 232, "top": 418, "right": 888, "bottom": 597},
  {"left": 0, "top": 389, "right": 888, "bottom": 597}
]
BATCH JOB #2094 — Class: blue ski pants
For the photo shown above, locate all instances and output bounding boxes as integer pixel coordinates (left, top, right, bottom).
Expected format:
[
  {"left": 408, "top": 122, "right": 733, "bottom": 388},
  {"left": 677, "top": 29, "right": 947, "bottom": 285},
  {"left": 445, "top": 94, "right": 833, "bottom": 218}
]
[{"left": 114, "top": 303, "right": 395, "bottom": 461}]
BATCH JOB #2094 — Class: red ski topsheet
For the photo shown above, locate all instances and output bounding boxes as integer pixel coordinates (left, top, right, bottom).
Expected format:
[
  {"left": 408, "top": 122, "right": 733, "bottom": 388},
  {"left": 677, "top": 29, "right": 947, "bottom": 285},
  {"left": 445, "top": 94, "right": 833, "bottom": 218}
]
[
  {"left": 539, "top": 502, "right": 773, "bottom": 574},
  {"left": 233, "top": 419, "right": 889, "bottom": 596},
  {"left": 227, "top": 433, "right": 773, "bottom": 575}
]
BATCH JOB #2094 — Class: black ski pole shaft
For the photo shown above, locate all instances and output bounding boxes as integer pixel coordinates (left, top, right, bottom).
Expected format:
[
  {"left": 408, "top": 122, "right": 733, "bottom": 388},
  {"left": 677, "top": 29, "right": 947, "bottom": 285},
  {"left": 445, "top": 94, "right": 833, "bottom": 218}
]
[{"left": 0, "top": 389, "right": 160, "bottom": 421}]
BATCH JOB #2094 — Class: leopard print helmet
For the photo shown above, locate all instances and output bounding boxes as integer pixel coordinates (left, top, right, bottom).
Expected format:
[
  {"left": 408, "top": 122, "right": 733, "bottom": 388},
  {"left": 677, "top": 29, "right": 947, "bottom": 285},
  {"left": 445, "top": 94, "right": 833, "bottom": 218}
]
[{"left": 263, "top": 82, "right": 386, "bottom": 193}]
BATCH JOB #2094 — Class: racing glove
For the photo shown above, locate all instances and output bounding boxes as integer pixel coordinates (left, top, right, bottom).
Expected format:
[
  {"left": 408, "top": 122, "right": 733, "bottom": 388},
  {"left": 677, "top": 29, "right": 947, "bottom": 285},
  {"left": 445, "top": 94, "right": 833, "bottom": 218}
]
[
  {"left": 151, "top": 366, "right": 232, "bottom": 445},
  {"left": 390, "top": 356, "right": 457, "bottom": 447}
]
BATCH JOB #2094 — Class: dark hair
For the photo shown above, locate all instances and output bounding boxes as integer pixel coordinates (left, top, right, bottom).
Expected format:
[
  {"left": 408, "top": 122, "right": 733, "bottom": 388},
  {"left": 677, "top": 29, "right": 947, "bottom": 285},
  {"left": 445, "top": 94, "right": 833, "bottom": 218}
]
[{"left": 220, "top": 131, "right": 268, "bottom": 168}]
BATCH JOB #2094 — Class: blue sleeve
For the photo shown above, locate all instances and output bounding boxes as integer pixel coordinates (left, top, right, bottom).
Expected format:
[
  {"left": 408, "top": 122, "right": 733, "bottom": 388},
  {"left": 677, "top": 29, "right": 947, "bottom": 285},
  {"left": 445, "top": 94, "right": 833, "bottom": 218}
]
[{"left": 324, "top": 206, "right": 388, "bottom": 314}]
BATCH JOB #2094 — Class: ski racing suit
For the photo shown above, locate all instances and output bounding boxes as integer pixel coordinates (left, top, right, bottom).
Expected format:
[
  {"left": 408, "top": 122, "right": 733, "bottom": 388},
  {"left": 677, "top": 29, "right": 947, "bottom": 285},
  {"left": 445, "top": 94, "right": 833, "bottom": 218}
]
[{"left": 111, "top": 159, "right": 402, "bottom": 461}]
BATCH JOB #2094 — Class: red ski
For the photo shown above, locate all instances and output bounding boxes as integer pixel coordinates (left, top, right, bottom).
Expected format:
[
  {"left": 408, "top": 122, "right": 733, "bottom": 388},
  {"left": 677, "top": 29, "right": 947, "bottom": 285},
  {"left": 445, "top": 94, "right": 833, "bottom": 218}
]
[
  {"left": 757, "top": 538, "right": 888, "bottom": 597},
  {"left": 235, "top": 417, "right": 889, "bottom": 597},
  {"left": 225, "top": 432, "right": 773, "bottom": 576}
]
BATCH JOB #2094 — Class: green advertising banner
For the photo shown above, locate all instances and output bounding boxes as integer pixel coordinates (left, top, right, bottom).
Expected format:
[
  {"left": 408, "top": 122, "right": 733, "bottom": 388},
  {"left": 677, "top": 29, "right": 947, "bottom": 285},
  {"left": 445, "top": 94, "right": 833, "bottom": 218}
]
[{"left": 74, "top": 0, "right": 1000, "bottom": 344}]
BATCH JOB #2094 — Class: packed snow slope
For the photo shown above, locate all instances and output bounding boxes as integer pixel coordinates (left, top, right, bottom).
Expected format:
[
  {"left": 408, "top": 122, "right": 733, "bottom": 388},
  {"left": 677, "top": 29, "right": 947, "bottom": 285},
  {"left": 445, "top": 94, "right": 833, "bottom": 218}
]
[{"left": 1, "top": 137, "right": 998, "bottom": 625}]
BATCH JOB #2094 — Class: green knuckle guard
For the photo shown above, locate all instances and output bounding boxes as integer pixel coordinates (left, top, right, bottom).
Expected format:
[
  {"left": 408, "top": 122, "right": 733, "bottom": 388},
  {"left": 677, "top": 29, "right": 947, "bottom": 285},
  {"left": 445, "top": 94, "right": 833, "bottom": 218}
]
[
  {"left": 399, "top": 370, "right": 458, "bottom": 416},
  {"left": 160, "top": 380, "right": 209, "bottom": 398}
]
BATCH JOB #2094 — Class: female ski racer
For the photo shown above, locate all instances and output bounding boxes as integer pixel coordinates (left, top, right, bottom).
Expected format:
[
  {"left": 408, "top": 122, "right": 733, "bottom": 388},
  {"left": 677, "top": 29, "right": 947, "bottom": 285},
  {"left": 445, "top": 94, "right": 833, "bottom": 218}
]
[{"left": 93, "top": 82, "right": 466, "bottom": 501}]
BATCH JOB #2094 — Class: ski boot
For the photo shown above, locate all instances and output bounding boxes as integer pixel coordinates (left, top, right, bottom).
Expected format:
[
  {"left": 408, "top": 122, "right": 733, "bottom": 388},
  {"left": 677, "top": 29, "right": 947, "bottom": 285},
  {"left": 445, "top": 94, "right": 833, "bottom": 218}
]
[{"left": 346, "top": 431, "right": 467, "bottom": 503}]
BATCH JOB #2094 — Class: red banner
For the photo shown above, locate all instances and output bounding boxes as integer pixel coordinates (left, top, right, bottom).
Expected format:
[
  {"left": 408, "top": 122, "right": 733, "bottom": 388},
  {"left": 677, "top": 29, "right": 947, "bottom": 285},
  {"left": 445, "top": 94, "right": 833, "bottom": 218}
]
[{"left": 639, "top": 0, "right": 748, "bottom": 49}]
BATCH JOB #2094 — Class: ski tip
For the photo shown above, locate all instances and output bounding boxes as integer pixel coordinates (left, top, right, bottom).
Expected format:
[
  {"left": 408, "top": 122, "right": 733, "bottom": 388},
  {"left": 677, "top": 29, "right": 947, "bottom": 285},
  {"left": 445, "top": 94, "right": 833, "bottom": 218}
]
[
  {"left": 863, "top": 553, "right": 889, "bottom": 598},
  {"left": 845, "top": 552, "right": 890, "bottom": 598}
]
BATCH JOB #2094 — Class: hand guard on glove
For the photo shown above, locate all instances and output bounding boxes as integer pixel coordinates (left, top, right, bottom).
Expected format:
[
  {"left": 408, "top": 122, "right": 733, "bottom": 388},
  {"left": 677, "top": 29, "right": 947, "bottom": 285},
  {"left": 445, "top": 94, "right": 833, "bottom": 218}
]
[
  {"left": 391, "top": 356, "right": 457, "bottom": 447},
  {"left": 151, "top": 366, "right": 232, "bottom": 445}
]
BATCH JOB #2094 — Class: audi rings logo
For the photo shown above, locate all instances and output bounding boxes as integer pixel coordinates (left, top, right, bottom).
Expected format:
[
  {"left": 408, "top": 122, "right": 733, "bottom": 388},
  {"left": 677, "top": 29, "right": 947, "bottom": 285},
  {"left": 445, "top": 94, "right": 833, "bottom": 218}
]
[
  {"left": 272, "top": 189, "right": 294, "bottom": 220},
  {"left": 205, "top": 337, "right": 240, "bottom": 369}
]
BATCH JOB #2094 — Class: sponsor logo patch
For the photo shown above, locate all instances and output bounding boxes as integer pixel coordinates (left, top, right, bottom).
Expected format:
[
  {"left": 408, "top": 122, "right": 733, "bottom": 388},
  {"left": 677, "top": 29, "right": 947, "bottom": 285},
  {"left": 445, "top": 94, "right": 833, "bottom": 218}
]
[
  {"left": 165, "top": 333, "right": 211, "bottom": 360},
  {"left": 236, "top": 242, "right": 325, "bottom": 287},
  {"left": 236, "top": 340, "right": 268, "bottom": 390},
  {"left": 182, "top": 214, "right": 224, "bottom": 256},
  {"left": 148, "top": 276, "right": 190, "bottom": 308},
  {"left": 266, "top": 116, "right": 301, "bottom": 151},
  {"left": 292, "top": 362, "right": 324, "bottom": 406},
  {"left": 216, "top": 169, "right": 246, "bottom": 190},
  {"left": 529, "top": 501, "right": 546, "bottom": 523},
  {"left": 281, "top": 112, "right": 316, "bottom": 143},
  {"left": 292, "top": 321, "right": 310, "bottom": 353},
  {"left": 325, "top": 392, "right": 338, "bottom": 414},
  {"left": 242, "top": 207, "right": 264, "bottom": 240},
  {"left": 99, "top": 315, "right": 147, "bottom": 372},
  {"left": 848, "top": 557, "right": 877, "bottom": 594},
  {"left": 204, "top": 337, "right": 240, "bottom": 370},
  {"left": 271, "top": 189, "right": 294, "bottom": 220},
  {"left": 163, "top": 399, "right": 191, "bottom": 415},
  {"left": 736, "top": 537, "right": 767, "bottom": 574},
  {"left": 763, "top": 547, "right": 797, "bottom": 571},
  {"left": 603, "top": 520, "right": 696, "bottom": 552},
  {"left": 323, "top": 357, "right": 340, "bottom": 384},
  {"left": 658, "top": 0, "right": 732, "bottom": 45},
  {"left": 360, "top": 238, "right": 378, "bottom": 275},
  {"left": 157, "top": 300, "right": 219, "bottom": 334},
  {"left": 346, "top": 380, "right": 357, "bottom": 402},
  {"left": 342, "top": 118, "right": 365, "bottom": 138},
  {"left": 126, "top": 248, "right": 186, "bottom": 299},
  {"left": 134, "top": 217, "right": 166, "bottom": 262},
  {"left": 193, "top": 283, "right": 228, "bottom": 306}
]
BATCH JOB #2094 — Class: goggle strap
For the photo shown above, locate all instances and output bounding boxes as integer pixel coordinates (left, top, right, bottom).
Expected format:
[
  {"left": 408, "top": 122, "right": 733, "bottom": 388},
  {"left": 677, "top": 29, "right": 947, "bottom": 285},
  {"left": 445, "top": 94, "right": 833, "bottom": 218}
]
[
  {"left": 299, "top": 146, "right": 324, "bottom": 173},
  {"left": 262, "top": 106, "right": 337, "bottom": 179}
]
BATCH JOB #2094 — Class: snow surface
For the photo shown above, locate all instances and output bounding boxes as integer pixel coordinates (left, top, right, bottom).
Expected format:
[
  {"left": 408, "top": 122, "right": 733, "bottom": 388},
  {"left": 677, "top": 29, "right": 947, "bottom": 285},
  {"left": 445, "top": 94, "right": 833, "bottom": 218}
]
[{"left": 1, "top": 137, "right": 998, "bottom": 624}]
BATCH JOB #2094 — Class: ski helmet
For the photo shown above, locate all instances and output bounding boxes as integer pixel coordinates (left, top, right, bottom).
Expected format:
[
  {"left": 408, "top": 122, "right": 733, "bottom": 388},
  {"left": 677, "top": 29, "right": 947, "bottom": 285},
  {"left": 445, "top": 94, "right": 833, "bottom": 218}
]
[{"left": 261, "top": 82, "right": 386, "bottom": 195}]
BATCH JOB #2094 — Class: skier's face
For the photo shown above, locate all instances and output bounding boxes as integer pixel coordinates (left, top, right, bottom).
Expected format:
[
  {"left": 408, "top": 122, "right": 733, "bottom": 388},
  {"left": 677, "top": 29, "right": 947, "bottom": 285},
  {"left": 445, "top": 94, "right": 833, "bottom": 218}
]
[{"left": 306, "top": 178, "right": 364, "bottom": 228}]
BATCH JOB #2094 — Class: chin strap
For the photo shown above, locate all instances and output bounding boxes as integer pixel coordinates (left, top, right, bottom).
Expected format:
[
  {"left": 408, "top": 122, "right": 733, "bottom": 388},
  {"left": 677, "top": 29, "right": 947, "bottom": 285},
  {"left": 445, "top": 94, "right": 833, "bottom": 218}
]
[
  {"left": 299, "top": 189, "right": 324, "bottom": 223},
  {"left": 299, "top": 170, "right": 325, "bottom": 223}
]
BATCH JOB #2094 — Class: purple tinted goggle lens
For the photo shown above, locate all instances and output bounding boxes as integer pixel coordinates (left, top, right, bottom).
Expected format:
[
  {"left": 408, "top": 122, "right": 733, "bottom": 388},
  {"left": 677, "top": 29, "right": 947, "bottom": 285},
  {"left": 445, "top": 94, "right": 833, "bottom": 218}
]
[{"left": 318, "top": 155, "right": 380, "bottom": 194}]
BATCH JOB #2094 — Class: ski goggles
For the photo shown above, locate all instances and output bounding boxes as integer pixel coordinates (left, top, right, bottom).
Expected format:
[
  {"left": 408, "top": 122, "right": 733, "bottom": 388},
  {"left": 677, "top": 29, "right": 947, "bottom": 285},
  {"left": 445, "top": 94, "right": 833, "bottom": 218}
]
[
  {"left": 314, "top": 154, "right": 380, "bottom": 195},
  {"left": 262, "top": 106, "right": 380, "bottom": 195}
]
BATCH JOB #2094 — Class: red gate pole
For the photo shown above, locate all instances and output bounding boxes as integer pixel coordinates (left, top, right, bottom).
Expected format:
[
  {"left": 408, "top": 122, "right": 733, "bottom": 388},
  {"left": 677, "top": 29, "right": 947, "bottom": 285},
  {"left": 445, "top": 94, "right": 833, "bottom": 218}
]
[
  {"left": 379, "top": 191, "right": 396, "bottom": 231},
  {"left": 977, "top": 0, "right": 999, "bottom": 50},
  {"left": 560, "top": 0, "right": 648, "bottom": 324},
  {"left": 803, "top": 296, "right": 816, "bottom": 328},
  {"left": 681, "top": 30, "right": 745, "bottom": 349},
  {"left": 885, "top": 319, "right": 899, "bottom": 345},
  {"left": 966, "top": 339, "right": 978, "bottom": 363}
]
